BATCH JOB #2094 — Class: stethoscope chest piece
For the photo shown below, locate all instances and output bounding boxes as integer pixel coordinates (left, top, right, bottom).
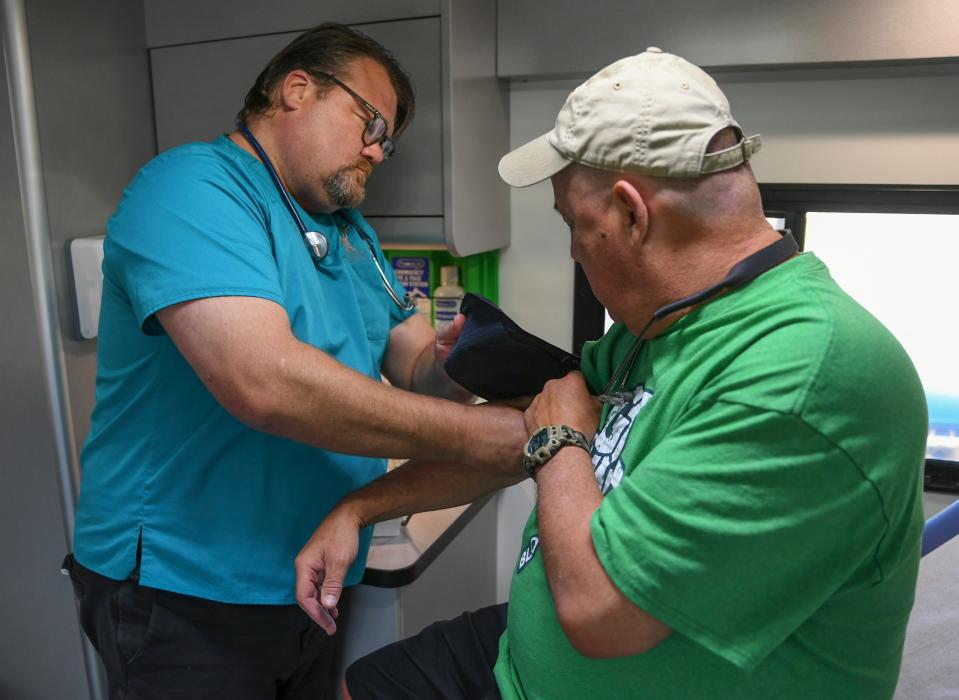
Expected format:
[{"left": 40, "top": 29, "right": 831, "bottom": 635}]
[
  {"left": 304, "top": 230, "right": 329, "bottom": 262},
  {"left": 237, "top": 121, "right": 415, "bottom": 311}
]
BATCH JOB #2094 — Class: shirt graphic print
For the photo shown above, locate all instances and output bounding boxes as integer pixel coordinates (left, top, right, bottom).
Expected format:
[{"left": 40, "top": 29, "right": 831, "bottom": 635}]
[{"left": 592, "top": 389, "right": 653, "bottom": 495}]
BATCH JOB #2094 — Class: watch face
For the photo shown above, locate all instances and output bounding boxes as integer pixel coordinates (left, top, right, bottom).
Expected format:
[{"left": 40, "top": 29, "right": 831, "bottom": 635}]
[{"left": 527, "top": 428, "right": 551, "bottom": 454}]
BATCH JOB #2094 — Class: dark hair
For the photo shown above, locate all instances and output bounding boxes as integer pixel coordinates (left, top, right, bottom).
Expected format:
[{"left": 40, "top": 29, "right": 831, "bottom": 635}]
[{"left": 236, "top": 23, "right": 415, "bottom": 137}]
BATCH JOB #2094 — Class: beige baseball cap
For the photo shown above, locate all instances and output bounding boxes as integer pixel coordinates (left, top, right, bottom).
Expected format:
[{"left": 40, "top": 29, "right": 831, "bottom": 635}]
[{"left": 498, "top": 47, "right": 761, "bottom": 187}]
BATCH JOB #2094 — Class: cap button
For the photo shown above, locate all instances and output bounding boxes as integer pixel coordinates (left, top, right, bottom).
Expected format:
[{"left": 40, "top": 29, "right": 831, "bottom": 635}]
[{"left": 646, "top": 46, "right": 663, "bottom": 53}]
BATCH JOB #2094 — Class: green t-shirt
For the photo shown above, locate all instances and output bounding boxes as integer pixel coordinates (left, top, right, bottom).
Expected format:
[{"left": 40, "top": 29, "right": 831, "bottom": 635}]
[{"left": 495, "top": 253, "right": 927, "bottom": 699}]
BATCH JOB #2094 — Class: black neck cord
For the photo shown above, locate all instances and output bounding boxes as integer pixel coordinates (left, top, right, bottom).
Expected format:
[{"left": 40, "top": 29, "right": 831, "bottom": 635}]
[{"left": 598, "top": 232, "right": 799, "bottom": 405}]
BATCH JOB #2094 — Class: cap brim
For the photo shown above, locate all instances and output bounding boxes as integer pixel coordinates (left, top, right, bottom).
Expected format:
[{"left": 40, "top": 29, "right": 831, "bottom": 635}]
[{"left": 498, "top": 133, "right": 571, "bottom": 188}]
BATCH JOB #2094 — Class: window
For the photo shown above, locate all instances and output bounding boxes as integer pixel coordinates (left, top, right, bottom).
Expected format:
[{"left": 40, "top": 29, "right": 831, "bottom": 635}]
[
  {"left": 803, "top": 212, "right": 959, "bottom": 463},
  {"left": 761, "top": 185, "right": 959, "bottom": 479}
]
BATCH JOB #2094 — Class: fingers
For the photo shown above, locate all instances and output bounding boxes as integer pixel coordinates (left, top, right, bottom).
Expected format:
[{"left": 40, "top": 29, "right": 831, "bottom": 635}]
[
  {"left": 320, "top": 573, "right": 345, "bottom": 611},
  {"left": 293, "top": 503, "right": 365, "bottom": 638},
  {"left": 294, "top": 560, "right": 341, "bottom": 635},
  {"left": 295, "top": 555, "right": 328, "bottom": 627},
  {"left": 434, "top": 313, "right": 466, "bottom": 358},
  {"left": 312, "top": 602, "right": 338, "bottom": 635},
  {"left": 297, "top": 585, "right": 337, "bottom": 634},
  {"left": 435, "top": 312, "right": 463, "bottom": 339},
  {"left": 448, "top": 312, "right": 466, "bottom": 336},
  {"left": 524, "top": 372, "right": 600, "bottom": 437},
  {"left": 314, "top": 606, "right": 336, "bottom": 637}
]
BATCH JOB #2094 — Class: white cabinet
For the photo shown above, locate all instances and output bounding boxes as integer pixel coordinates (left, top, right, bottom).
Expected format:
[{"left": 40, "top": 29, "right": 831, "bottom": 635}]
[
  {"left": 147, "top": 1, "right": 508, "bottom": 255},
  {"left": 498, "top": 0, "right": 959, "bottom": 79},
  {"left": 143, "top": 0, "right": 441, "bottom": 47},
  {"left": 151, "top": 18, "right": 443, "bottom": 220}
]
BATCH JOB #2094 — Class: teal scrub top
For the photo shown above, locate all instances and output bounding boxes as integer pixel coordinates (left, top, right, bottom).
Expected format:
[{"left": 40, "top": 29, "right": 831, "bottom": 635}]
[{"left": 74, "top": 136, "right": 414, "bottom": 604}]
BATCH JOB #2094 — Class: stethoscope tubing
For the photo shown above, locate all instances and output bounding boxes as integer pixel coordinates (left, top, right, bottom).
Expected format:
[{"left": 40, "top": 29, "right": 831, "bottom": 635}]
[{"left": 237, "top": 122, "right": 415, "bottom": 312}]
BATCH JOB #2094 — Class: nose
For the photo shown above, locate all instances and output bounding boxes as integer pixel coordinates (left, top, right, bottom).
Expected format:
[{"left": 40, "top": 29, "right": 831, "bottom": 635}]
[{"left": 361, "top": 141, "right": 386, "bottom": 166}]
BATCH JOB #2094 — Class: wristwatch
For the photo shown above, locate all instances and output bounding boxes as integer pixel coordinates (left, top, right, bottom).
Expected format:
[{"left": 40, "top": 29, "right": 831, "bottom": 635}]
[{"left": 523, "top": 424, "right": 591, "bottom": 478}]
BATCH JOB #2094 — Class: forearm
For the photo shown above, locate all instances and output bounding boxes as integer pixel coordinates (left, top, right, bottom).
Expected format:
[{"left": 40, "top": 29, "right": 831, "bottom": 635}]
[
  {"left": 295, "top": 455, "right": 521, "bottom": 626},
  {"left": 536, "top": 447, "right": 671, "bottom": 656},
  {"left": 250, "top": 340, "right": 524, "bottom": 473},
  {"left": 159, "top": 297, "right": 525, "bottom": 473},
  {"left": 536, "top": 447, "right": 605, "bottom": 615},
  {"left": 337, "top": 458, "right": 525, "bottom": 527},
  {"left": 381, "top": 311, "right": 471, "bottom": 402}
]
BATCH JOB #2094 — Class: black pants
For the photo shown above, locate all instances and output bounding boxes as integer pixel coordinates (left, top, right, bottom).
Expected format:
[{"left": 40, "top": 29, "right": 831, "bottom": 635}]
[
  {"left": 345, "top": 603, "right": 508, "bottom": 700},
  {"left": 63, "top": 554, "right": 346, "bottom": 700}
]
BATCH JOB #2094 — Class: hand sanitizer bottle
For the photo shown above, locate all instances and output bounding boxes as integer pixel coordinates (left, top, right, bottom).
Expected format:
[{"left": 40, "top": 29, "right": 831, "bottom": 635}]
[{"left": 433, "top": 265, "right": 465, "bottom": 326}]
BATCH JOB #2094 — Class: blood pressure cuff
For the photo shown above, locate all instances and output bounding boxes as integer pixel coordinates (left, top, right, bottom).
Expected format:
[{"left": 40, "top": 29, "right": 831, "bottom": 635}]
[{"left": 444, "top": 293, "right": 580, "bottom": 400}]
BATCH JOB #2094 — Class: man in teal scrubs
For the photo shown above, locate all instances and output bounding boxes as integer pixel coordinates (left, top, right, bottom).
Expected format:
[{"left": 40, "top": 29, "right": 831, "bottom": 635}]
[
  {"left": 65, "top": 23, "right": 527, "bottom": 700},
  {"left": 297, "top": 48, "right": 928, "bottom": 700}
]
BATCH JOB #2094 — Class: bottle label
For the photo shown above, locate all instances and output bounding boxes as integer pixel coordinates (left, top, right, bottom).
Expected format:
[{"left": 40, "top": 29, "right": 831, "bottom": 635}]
[{"left": 434, "top": 297, "right": 462, "bottom": 324}]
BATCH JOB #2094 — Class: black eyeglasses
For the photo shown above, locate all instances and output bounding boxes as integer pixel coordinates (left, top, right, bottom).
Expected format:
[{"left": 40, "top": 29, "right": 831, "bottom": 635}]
[{"left": 318, "top": 72, "right": 395, "bottom": 159}]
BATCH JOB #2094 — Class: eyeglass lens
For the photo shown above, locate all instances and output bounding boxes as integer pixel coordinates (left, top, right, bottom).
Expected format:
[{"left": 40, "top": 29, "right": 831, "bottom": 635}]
[{"left": 364, "top": 117, "right": 394, "bottom": 159}]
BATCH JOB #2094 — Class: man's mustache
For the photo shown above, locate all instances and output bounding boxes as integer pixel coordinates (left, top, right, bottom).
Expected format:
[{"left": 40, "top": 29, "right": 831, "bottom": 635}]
[{"left": 351, "top": 159, "right": 372, "bottom": 178}]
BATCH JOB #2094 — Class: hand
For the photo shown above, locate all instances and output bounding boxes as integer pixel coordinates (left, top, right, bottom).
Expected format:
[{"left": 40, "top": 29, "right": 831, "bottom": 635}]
[
  {"left": 294, "top": 504, "right": 363, "bottom": 634},
  {"left": 525, "top": 372, "right": 602, "bottom": 440},
  {"left": 434, "top": 312, "right": 466, "bottom": 366}
]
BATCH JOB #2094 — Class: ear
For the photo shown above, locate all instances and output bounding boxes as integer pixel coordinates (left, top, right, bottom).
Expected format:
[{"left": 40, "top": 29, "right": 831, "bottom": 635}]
[
  {"left": 611, "top": 179, "right": 648, "bottom": 248},
  {"left": 277, "top": 70, "right": 314, "bottom": 111}
]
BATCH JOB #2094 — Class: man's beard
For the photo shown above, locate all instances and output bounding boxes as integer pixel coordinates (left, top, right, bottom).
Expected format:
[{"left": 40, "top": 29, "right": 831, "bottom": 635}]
[{"left": 324, "top": 160, "right": 371, "bottom": 209}]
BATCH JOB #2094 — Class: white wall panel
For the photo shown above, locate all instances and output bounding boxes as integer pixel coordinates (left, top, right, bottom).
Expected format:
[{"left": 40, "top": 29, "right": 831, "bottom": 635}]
[
  {"left": 725, "top": 72, "right": 959, "bottom": 185},
  {"left": 144, "top": 0, "right": 440, "bottom": 47},
  {"left": 498, "top": 82, "right": 575, "bottom": 353},
  {"left": 498, "top": 0, "right": 959, "bottom": 79},
  {"left": 150, "top": 18, "right": 444, "bottom": 218}
]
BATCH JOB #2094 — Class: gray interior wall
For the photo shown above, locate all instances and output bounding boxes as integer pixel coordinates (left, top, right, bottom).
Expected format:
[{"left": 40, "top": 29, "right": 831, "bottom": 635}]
[
  {"left": 498, "top": 0, "right": 959, "bottom": 78},
  {"left": 723, "top": 69, "right": 959, "bottom": 185},
  {"left": 496, "top": 0, "right": 959, "bottom": 187},
  {"left": 0, "top": 1, "right": 156, "bottom": 698},
  {"left": 0, "top": 45, "right": 90, "bottom": 700},
  {"left": 143, "top": 0, "right": 440, "bottom": 47},
  {"left": 497, "top": 81, "right": 576, "bottom": 352},
  {"left": 145, "top": 1, "right": 508, "bottom": 254},
  {"left": 149, "top": 18, "right": 444, "bottom": 220},
  {"left": 26, "top": 0, "right": 157, "bottom": 456}
]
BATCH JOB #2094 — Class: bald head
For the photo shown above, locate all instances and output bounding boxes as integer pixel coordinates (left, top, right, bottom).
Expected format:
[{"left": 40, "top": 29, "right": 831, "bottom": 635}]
[{"left": 571, "top": 128, "right": 766, "bottom": 237}]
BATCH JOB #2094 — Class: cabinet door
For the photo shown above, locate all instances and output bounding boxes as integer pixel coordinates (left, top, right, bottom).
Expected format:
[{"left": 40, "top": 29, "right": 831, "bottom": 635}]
[
  {"left": 144, "top": 0, "right": 440, "bottom": 47},
  {"left": 357, "top": 18, "right": 443, "bottom": 218},
  {"left": 150, "top": 17, "right": 442, "bottom": 218}
]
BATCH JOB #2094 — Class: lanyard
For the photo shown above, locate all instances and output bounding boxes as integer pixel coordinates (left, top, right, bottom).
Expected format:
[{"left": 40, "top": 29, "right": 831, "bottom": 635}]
[{"left": 598, "top": 232, "right": 799, "bottom": 405}]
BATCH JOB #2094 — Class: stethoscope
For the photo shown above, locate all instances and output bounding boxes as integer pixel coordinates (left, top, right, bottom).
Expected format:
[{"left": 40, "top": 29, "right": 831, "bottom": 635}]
[
  {"left": 598, "top": 231, "right": 799, "bottom": 405},
  {"left": 237, "top": 122, "right": 415, "bottom": 312}
]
